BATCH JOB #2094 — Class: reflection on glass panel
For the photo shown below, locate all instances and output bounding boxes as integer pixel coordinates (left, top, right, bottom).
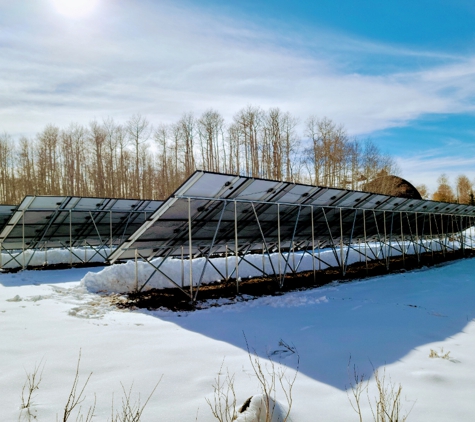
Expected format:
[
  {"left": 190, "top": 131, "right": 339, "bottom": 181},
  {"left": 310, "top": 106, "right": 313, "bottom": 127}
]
[
  {"left": 184, "top": 173, "right": 237, "bottom": 198},
  {"left": 383, "top": 197, "right": 408, "bottom": 210},
  {"left": 310, "top": 189, "right": 346, "bottom": 206},
  {"left": 73, "top": 198, "right": 104, "bottom": 210},
  {"left": 358, "top": 194, "right": 392, "bottom": 209},
  {"left": 278, "top": 185, "right": 319, "bottom": 204},
  {"left": 235, "top": 180, "right": 281, "bottom": 201},
  {"left": 333, "top": 192, "right": 370, "bottom": 208},
  {"left": 28, "top": 197, "right": 67, "bottom": 209}
]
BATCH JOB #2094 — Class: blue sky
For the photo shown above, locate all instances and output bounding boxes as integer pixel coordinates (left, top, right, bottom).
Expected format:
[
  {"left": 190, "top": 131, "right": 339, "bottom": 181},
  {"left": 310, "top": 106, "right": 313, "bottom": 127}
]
[{"left": 1, "top": 0, "right": 475, "bottom": 192}]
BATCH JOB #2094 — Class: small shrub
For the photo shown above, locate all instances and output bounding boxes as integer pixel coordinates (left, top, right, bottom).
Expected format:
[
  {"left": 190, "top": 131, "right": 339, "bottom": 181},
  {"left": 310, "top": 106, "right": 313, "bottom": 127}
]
[
  {"left": 347, "top": 359, "right": 414, "bottom": 422},
  {"left": 207, "top": 335, "right": 299, "bottom": 422},
  {"left": 19, "top": 359, "right": 45, "bottom": 421},
  {"left": 17, "top": 351, "right": 161, "bottom": 422},
  {"left": 429, "top": 348, "right": 451, "bottom": 360}
]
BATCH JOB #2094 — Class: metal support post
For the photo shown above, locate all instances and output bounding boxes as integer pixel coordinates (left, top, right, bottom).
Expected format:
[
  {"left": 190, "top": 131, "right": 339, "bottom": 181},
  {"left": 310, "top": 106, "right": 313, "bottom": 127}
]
[
  {"left": 188, "top": 198, "right": 193, "bottom": 297},
  {"left": 134, "top": 248, "right": 138, "bottom": 291},
  {"left": 181, "top": 245, "right": 184, "bottom": 287},
  {"left": 311, "top": 206, "right": 316, "bottom": 280},
  {"left": 234, "top": 200, "right": 239, "bottom": 294},
  {"left": 194, "top": 201, "right": 227, "bottom": 301},
  {"left": 383, "top": 211, "right": 388, "bottom": 265},
  {"left": 339, "top": 208, "right": 344, "bottom": 275},
  {"left": 251, "top": 202, "right": 280, "bottom": 285},
  {"left": 225, "top": 243, "right": 228, "bottom": 280},
  {"left": 415, "top": 212, "right": 420, "bottom": 261},
  {"left": 279, "top": 205, "right": 301, "bottom": 286},
  {"left": 322, "top": 208, "right": 340, "bottom": 267},
  {"left": 429, "top": 213, "right": 434, "bottom": 261},
  {"left": 69, "top": 209, "right": 73, "bottom": 266},
  {"left": 343, "top": 210, "right": 357, "bottom": 275},
  {"left": 262, "top": 242, "right": 265, "bottom": 274},
  {"left": 363, "top": 209, "right": 368, "bottom": 273},
  {"left": 110, "top": 210, "right": 113, "bottom": 253},
  {"left": 277, "top": 203, "right": 282, "bottom": 283},
  {"left": 22, "top": 210, "right": 25, "bottom": 269},
  {"left": 400, "top": 211, "right": 405, "bottom": 267}
]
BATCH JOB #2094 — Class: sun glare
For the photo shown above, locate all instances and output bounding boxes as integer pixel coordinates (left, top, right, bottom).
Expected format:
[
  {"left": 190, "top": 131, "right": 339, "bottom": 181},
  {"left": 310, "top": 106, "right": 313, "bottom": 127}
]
[{"left": 50, "top": 0, "right": 99, "bottom": 18}]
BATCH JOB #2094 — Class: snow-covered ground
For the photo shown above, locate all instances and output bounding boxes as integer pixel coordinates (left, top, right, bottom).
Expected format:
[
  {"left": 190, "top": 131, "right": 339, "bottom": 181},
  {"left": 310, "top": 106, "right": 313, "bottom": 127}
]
[{"left": 2, "top": 257, "right": 475, "bottom": 421}]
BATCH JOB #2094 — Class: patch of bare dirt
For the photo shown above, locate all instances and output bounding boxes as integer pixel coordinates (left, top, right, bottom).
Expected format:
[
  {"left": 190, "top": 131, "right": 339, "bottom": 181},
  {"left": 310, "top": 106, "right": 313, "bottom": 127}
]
[{"left": 120, "top": 250, "right": 473, "bottom": 312}]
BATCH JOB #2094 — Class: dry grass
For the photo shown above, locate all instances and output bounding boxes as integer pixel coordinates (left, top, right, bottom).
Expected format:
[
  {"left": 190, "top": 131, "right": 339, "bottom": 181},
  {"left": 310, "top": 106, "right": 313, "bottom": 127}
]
[
  {"left": 347, "top": 360, "right": 415, "bottom": 422},
  {"left": 59, "top": 350, "right": 95, "bottom": 422},
  {"left": 18, "top": 351, "right": 160, "bottom": 422},
  {"left": 19, "top": 360, "right": 45, "bottom": 421},
  {"left": 429, "top": 348, "right": 451, "bottom": 360},
  {"left": 110, "top": 380, "right": 161, "bottom": 422},
  {"left": 207, "top": 335, "right": 299, "bottom": 422},
  {"left": 206, "top": 361, "right": 238, "bottom": 422}
]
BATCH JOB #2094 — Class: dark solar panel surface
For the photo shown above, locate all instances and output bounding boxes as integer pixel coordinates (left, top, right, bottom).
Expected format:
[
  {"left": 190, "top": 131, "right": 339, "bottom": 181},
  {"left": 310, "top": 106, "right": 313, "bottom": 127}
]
[
  {"left": 0, "top": 205, "right": 15, "bottom": 232},
  {"left": 109, "top": 171, "right": 475, "bottom": 261},
  {"left": 0, "top": 196, "right": 163, "bottom": 249}
]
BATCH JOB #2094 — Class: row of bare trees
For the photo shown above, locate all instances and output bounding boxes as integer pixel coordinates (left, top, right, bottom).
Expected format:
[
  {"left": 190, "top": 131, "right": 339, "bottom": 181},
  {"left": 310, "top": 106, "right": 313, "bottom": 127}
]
[{"left": 0, "top": 107, "right": 398, "bottom": 204}]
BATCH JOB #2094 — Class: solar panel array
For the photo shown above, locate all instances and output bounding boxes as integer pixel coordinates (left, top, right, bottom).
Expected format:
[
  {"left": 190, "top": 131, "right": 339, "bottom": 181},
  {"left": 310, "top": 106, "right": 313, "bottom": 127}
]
[
  {"left": 0, "top": 196, "right": 163, "bottom": 250},
  {"left": 109, "top": 171, "right": 475, "bottom": 262},
  {"left": 0, "top": 170, "right": 473, "bottom": 272}
]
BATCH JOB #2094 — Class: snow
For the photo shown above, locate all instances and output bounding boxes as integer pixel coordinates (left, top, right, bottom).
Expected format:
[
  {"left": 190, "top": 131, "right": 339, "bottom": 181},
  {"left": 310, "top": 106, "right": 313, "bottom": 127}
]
[
  {"left": 2, "top": 255, "right": 475, "bottom": 421},
  {"left": 234, "top": 395, "right": 289, "bottom": 422},
  {"left": 1, "top": 246, "right": 114, "bottom": 269},
  {"left": 81, "top": 240, "right": 461, "bottom": 293}
]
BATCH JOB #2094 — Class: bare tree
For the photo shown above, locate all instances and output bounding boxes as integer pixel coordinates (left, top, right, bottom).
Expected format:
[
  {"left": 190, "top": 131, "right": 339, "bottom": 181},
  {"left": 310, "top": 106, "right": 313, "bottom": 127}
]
[
  {"left": 455, "top": 175, "right": 472, "bottom": 204},
  {"left": 154, "top": 124, "right": 171, "bottom": 198},
  {"left": 126, "top": 114, "right": 151, "bottom": 197},
  {"left": 432, "top": 174, "right": 455, "bottom": 203},
  {"left": 61, "top": 124, "right": 89, "bottom": 196},
  {"left": 233, "top": 106, "right": 263, "bottom": 177},
  {"left": 415, "top": 184, "right": 429, "bottom": 200},
  {"left": 227, "top": 123, "right": 241, "bottom": 175},
  {"left": 36, "top": 125, "right": 61, "bottom": 195},
  {"left": 103, "top": 117, "right": 120, "bottom": 197},
  {"left": 89, "top": 121, "right": 107, "bottom": 197},
  {"left": 17, "top": 137, "right": 37, "bottom": 200},
  {"left": 198, "top": 109, "right": 225, "bottom": 173},
  {"left": 176, "top": 113, "right": 196, "bottom": 178}
]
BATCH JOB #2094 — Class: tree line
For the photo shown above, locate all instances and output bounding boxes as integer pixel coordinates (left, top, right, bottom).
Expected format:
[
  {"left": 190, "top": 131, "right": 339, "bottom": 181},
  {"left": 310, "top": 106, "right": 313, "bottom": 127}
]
[
  {"left": 422, "top": 174, "right": 475, "bottom": 205},
  {"left": 0, "top": 107, "right": 398, "bottom": 204}
]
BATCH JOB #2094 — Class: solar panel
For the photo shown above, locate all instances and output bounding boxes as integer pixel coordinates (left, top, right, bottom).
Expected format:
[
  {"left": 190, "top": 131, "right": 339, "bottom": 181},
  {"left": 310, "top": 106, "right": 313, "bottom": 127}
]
[
  {"left": 109, "top": 171, "right": 475, "bottom": 263},
  {"left": 0, "top": 196, "right": 163, "bottom": 251},
  {"left": 0, "top": 205, "right": 15, "bottom": 232}
]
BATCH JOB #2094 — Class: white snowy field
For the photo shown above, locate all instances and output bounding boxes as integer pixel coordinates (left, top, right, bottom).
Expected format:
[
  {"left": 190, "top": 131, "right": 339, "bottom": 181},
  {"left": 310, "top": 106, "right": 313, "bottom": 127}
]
[{"left": 2, "top": 258, "right": 475, "bottom": 421}]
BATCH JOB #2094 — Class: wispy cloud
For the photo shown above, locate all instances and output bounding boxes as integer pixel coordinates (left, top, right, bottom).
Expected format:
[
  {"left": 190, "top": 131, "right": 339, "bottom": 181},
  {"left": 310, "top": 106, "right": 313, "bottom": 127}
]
[{"left": 396, "top": 141, "right": 475, "bottom": 191}]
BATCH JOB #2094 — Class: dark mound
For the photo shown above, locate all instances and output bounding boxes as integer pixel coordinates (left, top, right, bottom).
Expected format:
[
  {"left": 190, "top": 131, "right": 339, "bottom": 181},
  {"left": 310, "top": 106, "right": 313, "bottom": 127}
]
[{"left": 363, "top": 175, "right": 422, "bottom": 199}]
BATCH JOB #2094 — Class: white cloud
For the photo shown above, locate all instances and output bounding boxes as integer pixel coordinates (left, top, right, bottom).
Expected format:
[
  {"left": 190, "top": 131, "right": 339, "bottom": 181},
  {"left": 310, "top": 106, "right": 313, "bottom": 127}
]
[{"left": 396, "top": 146, "right": 475, "bottom": 193}]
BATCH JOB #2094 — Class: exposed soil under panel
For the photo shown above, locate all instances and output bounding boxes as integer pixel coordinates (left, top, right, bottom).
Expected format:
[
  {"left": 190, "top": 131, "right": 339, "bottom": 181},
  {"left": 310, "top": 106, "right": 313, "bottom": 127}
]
[{"left": 120, "top": 249, "right": 473, "bottom": 312}]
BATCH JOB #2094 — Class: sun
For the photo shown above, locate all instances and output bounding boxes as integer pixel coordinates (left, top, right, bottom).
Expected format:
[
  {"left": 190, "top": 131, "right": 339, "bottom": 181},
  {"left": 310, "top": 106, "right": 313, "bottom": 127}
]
[{"left": 50, "top": 0, "right": 99, "bottom": 18}]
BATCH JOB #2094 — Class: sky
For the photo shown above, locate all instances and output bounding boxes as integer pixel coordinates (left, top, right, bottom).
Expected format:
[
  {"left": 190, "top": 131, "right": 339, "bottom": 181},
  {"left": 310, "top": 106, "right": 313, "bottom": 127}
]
[{"left": 1, "top": 0, "right": 475, "bottom": 192}]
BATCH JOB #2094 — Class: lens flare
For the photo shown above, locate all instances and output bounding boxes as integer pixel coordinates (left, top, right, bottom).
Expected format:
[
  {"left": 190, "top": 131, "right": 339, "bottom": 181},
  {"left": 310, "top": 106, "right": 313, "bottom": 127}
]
[{"left": 50, "top": 0, "right": 99, "bottom": 18}]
